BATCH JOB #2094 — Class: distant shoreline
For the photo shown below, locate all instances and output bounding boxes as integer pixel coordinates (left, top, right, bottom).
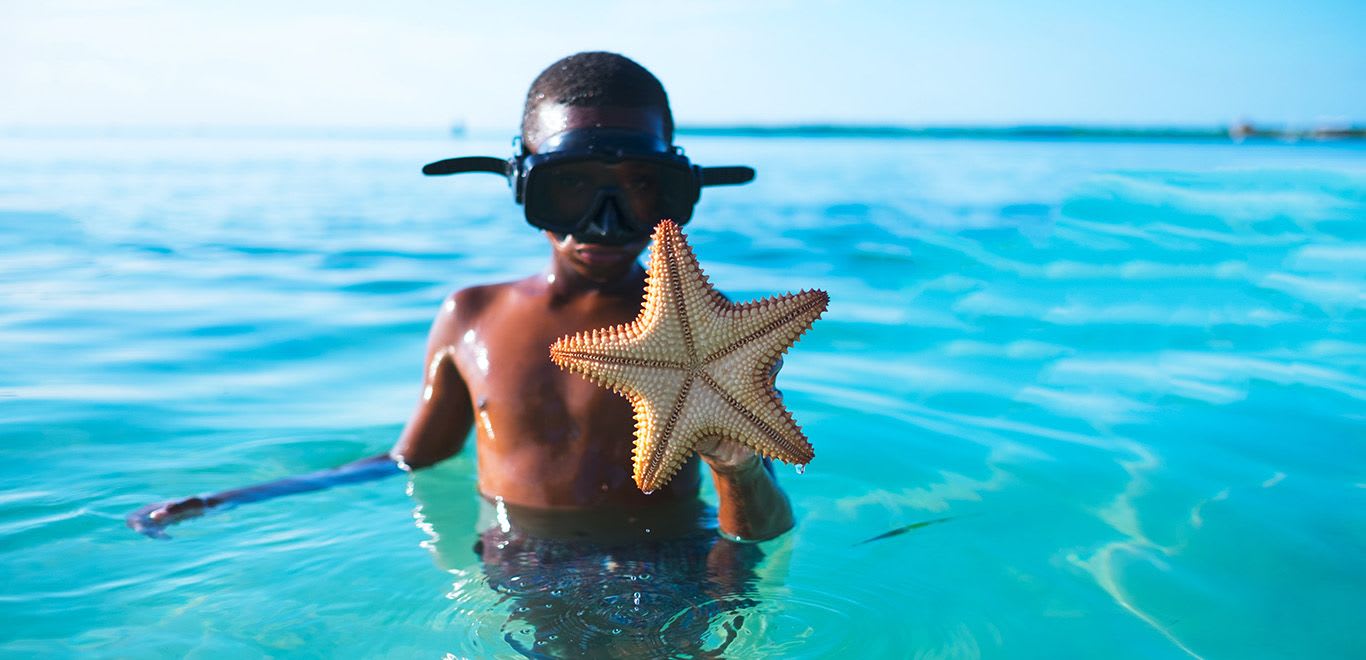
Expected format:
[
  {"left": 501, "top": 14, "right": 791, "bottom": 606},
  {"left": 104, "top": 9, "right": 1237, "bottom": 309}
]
[
  {"left": 676, "top": 123, "right": 1366, "bottom": 142},
  {"left": 2, "top": 123, "right": 1363, "bottom": 142}
]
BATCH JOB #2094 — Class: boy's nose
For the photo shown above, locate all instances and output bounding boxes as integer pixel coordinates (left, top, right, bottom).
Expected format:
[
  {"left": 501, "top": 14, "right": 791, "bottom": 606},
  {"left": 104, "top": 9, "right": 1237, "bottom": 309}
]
[{"left": 577, "top": 197, "right": 633, "bottom": 245}]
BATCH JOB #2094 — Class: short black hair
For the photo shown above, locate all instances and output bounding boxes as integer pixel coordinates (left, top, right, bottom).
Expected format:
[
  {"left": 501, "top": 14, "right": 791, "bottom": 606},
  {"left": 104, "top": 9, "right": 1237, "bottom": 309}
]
[{"left": 521, "top": 52, "right": 674, "bottom": 143}]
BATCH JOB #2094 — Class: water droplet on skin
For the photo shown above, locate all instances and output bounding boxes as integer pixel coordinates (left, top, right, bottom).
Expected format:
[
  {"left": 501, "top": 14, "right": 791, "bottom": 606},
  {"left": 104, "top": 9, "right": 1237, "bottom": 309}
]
[{"left": 796, "top": 464, "right": 807, "bottom": 475}]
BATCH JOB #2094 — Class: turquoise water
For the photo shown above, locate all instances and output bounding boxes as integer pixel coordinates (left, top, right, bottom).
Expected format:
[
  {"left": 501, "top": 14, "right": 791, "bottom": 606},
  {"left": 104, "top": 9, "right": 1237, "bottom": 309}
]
[{"left": 2, "top": 134, "right": 1363, "bottom": 657}]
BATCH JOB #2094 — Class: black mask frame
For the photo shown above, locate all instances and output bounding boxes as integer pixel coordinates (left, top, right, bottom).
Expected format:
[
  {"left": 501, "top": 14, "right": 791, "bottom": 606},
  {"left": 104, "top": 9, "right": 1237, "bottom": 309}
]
[{"left": 422, "top": 128, "right": 755, "bottom": 244}]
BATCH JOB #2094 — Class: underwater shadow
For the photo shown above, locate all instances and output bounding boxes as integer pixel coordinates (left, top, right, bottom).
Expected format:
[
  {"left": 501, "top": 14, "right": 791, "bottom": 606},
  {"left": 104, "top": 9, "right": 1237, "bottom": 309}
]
[{"left": 413, "top": 480, "right": 766, "bottom": 658}]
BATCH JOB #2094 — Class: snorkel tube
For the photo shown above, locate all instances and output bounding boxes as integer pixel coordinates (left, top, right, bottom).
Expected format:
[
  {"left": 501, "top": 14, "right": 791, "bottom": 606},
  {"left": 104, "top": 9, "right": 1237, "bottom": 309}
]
[{"left": 421, "top": 156, "right": 513, "bottom": 178}]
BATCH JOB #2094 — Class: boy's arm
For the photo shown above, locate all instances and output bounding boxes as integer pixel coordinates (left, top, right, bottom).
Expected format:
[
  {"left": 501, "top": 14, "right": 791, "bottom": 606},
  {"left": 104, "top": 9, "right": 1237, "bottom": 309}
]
[
  {"left": 389, "top": 345, "right": 474, "bottom": 469},
  {"left": 127, "top": 296, "right": 476, "bottom": 538},
  {"left": 390, "top": 290, "right": 479, "bottom": 468},
  {"left": 698, "top": 441, "right": 793, "bottom": 542},
  {"left": 696, "top": 359, "right": 794, "bottom": 541},
  {"left": 126, "top": 454, "right": 403, "bottom": 537}
]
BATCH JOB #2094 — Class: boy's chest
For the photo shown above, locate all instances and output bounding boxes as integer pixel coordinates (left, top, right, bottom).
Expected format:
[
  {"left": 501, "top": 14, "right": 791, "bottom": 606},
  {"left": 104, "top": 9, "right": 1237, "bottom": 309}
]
[{"left": 454, "top": 297, "right": 642, "bottom": 431}]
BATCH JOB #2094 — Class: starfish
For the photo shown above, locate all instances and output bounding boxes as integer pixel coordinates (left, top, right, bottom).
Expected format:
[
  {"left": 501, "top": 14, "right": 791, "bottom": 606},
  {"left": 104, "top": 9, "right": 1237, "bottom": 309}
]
[{"left": 549, "top": 220, "right": 829, "bottom": 492}]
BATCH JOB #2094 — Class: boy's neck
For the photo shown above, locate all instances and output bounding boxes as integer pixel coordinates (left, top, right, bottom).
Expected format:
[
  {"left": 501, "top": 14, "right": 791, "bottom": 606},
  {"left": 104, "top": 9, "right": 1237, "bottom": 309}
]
[{"left": 543, "top": 258, "right": 646, "bottom": 299}]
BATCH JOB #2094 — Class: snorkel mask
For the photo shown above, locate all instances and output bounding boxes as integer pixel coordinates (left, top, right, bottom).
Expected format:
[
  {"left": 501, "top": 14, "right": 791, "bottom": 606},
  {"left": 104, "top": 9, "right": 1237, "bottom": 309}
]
[{"left": 422, "top": 128, "right": 755, "bottom": 245}]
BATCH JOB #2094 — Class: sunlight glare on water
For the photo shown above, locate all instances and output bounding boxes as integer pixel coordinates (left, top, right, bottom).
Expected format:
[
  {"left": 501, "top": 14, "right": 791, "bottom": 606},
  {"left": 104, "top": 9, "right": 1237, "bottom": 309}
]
[{"left": 1, "top": 134, "right": 1363, "bottom": 657}]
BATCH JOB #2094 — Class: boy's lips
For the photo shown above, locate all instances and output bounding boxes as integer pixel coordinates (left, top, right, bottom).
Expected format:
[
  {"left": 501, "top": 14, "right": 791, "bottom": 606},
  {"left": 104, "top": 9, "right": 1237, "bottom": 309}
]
[{"left": 575, "top": 245, "right": 633, "bottom": 265}]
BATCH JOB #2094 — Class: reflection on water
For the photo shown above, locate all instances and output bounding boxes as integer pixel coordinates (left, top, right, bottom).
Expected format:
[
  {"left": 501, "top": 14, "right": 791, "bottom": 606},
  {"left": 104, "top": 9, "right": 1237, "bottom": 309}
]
[
  {"left": 479, "top": 525, "right": 759, "bottom": 657},
  {"left": 411, "top": 475, "right": 767, "bottom": 657}
]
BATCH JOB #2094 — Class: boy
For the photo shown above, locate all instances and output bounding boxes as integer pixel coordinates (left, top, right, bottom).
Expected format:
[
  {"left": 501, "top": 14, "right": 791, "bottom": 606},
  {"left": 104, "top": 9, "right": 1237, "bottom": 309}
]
[{"left": 128, "top": 52, "right": 794, "bottom": 544}]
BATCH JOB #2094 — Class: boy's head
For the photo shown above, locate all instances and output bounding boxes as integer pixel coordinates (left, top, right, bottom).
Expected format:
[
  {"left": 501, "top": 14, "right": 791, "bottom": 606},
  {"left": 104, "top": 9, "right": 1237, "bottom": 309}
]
[
  {"left": 520, "top": 52, "right": 673, "bottom": 151},
  {"left": 519, "top": 53, "right": 679, "bottom": 282},
  {"left": 421, "top": 51, "right": 751, "bottom": 282}
]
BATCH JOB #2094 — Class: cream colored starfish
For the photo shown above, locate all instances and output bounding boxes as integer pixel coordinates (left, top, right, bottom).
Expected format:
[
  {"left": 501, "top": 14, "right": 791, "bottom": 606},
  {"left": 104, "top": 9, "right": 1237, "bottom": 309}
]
[{"left": 549, "top": 220, "right": 829, "bottom": 492}]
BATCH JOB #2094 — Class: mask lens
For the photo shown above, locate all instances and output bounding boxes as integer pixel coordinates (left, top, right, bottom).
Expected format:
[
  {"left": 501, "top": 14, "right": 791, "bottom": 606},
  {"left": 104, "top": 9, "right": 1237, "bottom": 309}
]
[
  {"left": 614, "top": 160, "right": 695, "bottom": 227},
  {"left": 534, "top": 161, "right": 612, "bottom": 230},
  {"left": 525, "top": 158, "right": 696, "bottom": 233}
]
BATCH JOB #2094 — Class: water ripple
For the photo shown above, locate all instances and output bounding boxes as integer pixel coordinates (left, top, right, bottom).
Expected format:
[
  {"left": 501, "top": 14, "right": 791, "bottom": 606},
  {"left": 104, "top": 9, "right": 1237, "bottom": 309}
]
[{"left": 2, "top": 136, "right": 1363, "bottom": 657}]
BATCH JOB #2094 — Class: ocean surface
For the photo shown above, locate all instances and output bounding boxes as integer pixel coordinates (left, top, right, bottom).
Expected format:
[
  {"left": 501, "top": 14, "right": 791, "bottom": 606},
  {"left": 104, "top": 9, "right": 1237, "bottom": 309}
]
[{"left": 1, "top": 133, "right": 1362, "bottom": 658}]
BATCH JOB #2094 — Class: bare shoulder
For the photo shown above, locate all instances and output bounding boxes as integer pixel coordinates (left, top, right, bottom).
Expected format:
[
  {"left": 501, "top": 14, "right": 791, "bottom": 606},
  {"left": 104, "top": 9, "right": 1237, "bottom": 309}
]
[
  {"left": 429, "top": 285, "right": 492, "bottom": 345},
  {"left": 428, "top": 278, "right": 537, "bottom": 346}
]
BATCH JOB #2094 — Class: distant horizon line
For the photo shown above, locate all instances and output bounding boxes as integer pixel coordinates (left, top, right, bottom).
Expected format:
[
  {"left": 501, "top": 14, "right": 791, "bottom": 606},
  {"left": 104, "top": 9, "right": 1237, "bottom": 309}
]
[
  {"left": 680, "top": 122, "right": 1366, "bottom": 141},
  {"left": 2, "top": 120, "right": 1363, "bottom": 142}
]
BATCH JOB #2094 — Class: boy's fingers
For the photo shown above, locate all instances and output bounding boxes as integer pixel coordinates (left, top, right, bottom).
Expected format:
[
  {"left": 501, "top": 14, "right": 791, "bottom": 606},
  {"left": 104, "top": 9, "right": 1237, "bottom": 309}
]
[
  {"left": 136, "top": 523, "right": 170, "bottom": 540},
  {"left": 127, "top": 497, "right": 210, "bottom": 539},
  {"left": 768, "top": 358, "right": 782, "bottom": 382},
  {"left": 769, "top": 358, "right": 784, "bottom": 400},
  {"left": 697, "top": 436, "right": 760, "bottom": 473},
  {"left": 126, "top": 508, "right": 172, "bottom": 539}
]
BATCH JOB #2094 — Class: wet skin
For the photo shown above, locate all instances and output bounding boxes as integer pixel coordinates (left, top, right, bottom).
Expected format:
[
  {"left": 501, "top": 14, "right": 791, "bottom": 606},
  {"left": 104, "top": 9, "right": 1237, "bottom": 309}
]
[
  {"left": 394, "top": 104, "right": 793, "bottom": 535},
  {"left": 128, "top": 104, "right": 793, "bottom": 542}
]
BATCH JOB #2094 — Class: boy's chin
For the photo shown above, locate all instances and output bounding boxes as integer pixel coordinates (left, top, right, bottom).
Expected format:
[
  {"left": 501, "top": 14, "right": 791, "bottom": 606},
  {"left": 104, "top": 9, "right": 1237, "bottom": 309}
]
[
  {"left": 568, "top": 253, "right": 640, "bottom": 282},
  {"left": 548, "top": 233, "right": 647, "bottom": 281}
]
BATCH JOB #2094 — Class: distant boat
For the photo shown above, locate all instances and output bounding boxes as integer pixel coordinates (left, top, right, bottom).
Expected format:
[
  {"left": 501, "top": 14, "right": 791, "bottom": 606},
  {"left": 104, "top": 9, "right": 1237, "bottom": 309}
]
[
  {"left": 1308, "top": 125, "right": 1366, "bottom": 141},
  {"left": 449, "top": 121, "right": 467, "bottom": 137},
  {"left": 1228, "top": 120, "right": 1254, "bottom": 142},
  {"left": 1226, "top": 120, "right": 1365, "bottom": 142}
]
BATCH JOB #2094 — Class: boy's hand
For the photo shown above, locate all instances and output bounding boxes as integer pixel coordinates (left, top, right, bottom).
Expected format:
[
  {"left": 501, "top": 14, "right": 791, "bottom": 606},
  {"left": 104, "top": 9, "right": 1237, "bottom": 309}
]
[
  {"left": 697, "top": 436, "right": 763, "bottom": 475},
  {"left": 126, "top": 496, "right": 216, "bottom": 539}
]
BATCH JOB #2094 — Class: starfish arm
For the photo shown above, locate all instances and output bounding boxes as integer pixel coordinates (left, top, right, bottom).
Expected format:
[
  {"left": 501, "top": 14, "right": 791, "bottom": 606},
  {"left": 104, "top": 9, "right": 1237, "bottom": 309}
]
[
  {"left": 641, "top": 225, "right": 717, "bottom": 363},
  {"left": 694, "top": 371, "right": 815, "bottom": 465},
  {"left": 650, "top": 227, "right": 736, "bottom": 357},
  {"left": 550, "top": 320, "right": 689, "bottom": 368},
  {"left": 632, "top": 373, "right": 715, "bottom": 492},
  {"left": 634, "top": 380, "right": 770, "bottom": 493},
  {"left": 702, "top": 289, "right": 829, "bottom": 367},
  {"left": 549, "top": 220, "right": 828, "bottom": 492}
]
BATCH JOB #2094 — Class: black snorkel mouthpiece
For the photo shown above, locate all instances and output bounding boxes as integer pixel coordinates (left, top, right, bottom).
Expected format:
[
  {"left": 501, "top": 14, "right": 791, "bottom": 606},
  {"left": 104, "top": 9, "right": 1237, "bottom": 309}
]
[{"left": 421, "top": 128, "right": 755, "bottom": 240}]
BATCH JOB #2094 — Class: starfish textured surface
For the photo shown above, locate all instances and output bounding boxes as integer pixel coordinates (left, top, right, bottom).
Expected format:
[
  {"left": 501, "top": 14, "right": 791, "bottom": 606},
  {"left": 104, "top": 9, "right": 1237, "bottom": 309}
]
[{"left": 550, "top": 220, "right": 829, "bottom": 492}]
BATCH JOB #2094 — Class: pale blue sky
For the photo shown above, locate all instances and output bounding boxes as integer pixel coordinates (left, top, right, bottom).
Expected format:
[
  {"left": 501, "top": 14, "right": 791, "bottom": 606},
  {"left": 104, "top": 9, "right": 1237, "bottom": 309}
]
[{"left": 2, "top": 0, "right": 1362, "bottom": 130}]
